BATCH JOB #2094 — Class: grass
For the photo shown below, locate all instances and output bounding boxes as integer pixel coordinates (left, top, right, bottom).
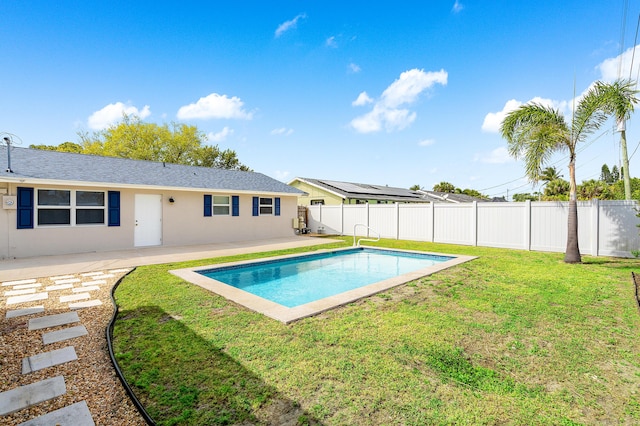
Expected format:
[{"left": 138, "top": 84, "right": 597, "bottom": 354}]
[{"left": 112, "top": 238, "right": 640, "bottom": 425}]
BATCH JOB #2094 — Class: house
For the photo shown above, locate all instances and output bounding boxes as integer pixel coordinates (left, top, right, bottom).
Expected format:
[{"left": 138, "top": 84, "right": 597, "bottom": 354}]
[
  {"left": 288, "top": 177, "right": 487, "bottom": 206},
  {"left": 0, "top": 146, "right": 304, "bottom": 259}
]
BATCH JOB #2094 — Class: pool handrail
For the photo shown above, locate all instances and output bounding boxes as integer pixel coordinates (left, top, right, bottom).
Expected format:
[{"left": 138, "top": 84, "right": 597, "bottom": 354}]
[{"left": 353, "top": 224, "right": 380, "bottom": 247}]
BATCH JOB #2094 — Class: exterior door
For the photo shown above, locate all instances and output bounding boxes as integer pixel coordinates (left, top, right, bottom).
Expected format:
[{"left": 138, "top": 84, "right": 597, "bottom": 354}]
[{"left": 134, "top": 194, "right": 162, "bottom": 247}]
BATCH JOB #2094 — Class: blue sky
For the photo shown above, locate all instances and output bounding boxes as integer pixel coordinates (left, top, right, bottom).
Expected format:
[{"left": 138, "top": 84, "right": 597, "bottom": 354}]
[{"left": 2, "top": 1, "right": 640, "bottom": 199}]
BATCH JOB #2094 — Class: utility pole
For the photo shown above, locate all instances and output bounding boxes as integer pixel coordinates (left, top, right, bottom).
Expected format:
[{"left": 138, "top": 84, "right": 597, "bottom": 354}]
[{"left": 617, "top": 119, "right": 632, "bottom": 200}]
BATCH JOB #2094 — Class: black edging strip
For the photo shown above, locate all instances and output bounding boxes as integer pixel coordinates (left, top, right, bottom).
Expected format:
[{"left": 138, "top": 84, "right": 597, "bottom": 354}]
[
  {"left": 633, "top": 272, "right": 640, "bottom": 312},
  {"left": 106, "top": 268, "right": 156, "bottom": 425}
]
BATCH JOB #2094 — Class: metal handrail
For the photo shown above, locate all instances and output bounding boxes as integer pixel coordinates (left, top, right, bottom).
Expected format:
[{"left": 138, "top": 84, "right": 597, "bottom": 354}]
[{"left": 353, "top": 224, "right": 380, "bottom": 247}]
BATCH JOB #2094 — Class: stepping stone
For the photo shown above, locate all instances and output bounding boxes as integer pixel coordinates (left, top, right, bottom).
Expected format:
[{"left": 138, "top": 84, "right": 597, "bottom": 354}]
[
  {"left": 2, "top": 278, "right": 37, "bottom": 287},
  {"left": 83, "top": 280, "right": 105, "bottom": 286},
  {"left": 4, "top": 288, "right": 36, "bottom": 297},
  {"left": 60, "top": 293, "right": 90, "bottom": 303},
  {"left": 109, "top": 268, "right": 130, "bottom": 273},
  {"left": 7, "top": 292, "right": 48, "bottom": 306},
  {"left": 45, "top": 284, "right": 73, "bottom": 292},
  {"left": 18, "top": 400, "right": 94, "bottom": 426},
  {"left": 22, "top": 346, "right": 78, "bottom": 374},
  {"left": 93, "top": 274, "right": 114, "bottom": 279},
  {"left": 43, "top": 325, "right": 88, "bottom": 345},
  {"left": 81, "top": 272, "right": 104, "bottom": 277},
  {"left": 28, "top": 311, "right": 80, "bottom": 331},
  {"left": 73, "top": 286, "right": 99, "bottom": 293},
  {"left": 49, "top": 274, "right": 74, "bottom": 280},
  {"left": 54, "top": 278, "right": 80, "bottom": 285},
  {"left": 12, "top": 283, "right": 42, "bottom": 290},
  {"left": 69, "top": 300, "right": 102, "bottom": 310},
  {"left": 0, "top": 376, "right": 66, "bottom": 416},
  {"left": 6, "top": 306, "right": 45, "bottom": 319}
]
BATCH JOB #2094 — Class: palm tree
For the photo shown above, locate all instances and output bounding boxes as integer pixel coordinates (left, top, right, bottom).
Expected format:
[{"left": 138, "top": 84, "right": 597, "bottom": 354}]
[
  {"left": 539, "top": 166, "right": 562, "bottom": 182},
  {"left": 500, "top": 80, "right": 638, "bottom": 263},
  {"left": 599, "top": 80, "right": 638, "bottom": 200}
]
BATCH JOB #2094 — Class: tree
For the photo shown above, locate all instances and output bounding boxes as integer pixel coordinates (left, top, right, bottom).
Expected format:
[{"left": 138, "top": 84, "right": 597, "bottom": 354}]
[
  {"left": 577, "top": 179, "right": 613, "bottom": 200},
  {"left": 409, "top": 184, "right": 422, "bottom": 191},
  {"left": 600, "top": 164, "right": 612, "bottom": 184},
  {"left": 512, "top": 193, "right": 538, "bottom": 202},
  {"left": 543, "top": 178, "right": 570, "bottom": 200},
  {"left": 71, "top": 115, "right": 251, "bottom": 170},
  {"left": 433, "top": 182, "right": 456, "bottom": 193},
  {"left": 599, "top": 80, "right": 638, "bottom": 200},
  {"left": 500, "top": 79, "right": 638, "bottom": 263},
  {"left": 539, "top": 166, "right": 562, "bottom": 182},
  {"left": 611, "top": 165, "right": 621, "bottom": 182}
]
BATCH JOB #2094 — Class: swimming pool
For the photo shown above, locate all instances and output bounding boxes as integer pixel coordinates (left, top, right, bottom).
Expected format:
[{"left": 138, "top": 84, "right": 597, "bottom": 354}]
[{"left": 171, "top": 246, "right": 475, "bottom": 323}]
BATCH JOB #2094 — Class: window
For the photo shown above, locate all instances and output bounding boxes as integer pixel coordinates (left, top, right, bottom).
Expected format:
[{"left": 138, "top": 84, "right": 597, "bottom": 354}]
[
  {"left": 311, "top": 199, "right": 325, "bottom": 205},
  {"left": 36, "top": 189, "right": 106, "bottom": 226},
  {"left": 252, "top": 196, "right": 280, "bottom": 216},
  {"left": 213, "top": 196, "right": 230, "bottom": 216},
  {"left": 259, "top": 197, "right": 273, "bottom": 215},
  {"left": 205, "top": 195, "right": 238, "bottom": 217}
]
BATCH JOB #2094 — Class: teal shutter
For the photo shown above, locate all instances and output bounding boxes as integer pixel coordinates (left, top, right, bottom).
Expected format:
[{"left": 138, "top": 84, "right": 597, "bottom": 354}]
[
  {"left": 275, "top": 197, "right": 281, "bottom": 216},
  {"left": 204, "top": 195, "right": 212, "bottom": 217},
  {"left": 108, "top": 191, "right": 120, "bottom": 226},
  {"left": 252, "top": 197, "right": 259, "bottom": 216},
  {"left": 17, "top": 187, "right": 34, "bottom": 229},
  {"left": 232, "top": 196, "right": 239, "bottom": 216}
]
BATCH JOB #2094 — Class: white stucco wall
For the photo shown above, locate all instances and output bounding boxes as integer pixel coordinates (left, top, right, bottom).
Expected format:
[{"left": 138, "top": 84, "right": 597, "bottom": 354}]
[{"left": 0, "top": 183, "right": 299, "bottom": 259}]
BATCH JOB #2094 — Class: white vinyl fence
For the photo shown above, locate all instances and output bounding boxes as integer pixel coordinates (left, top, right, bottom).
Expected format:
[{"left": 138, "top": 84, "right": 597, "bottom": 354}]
[{"left": 307, "top": 200, "right": 640, "bottom": 257}]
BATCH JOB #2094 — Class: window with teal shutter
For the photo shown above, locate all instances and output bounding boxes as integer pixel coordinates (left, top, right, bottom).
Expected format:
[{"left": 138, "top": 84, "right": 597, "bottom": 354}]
[
  {"left": 17, "top": 187, "right": 34, "bottom": 229},
  {"left": 232, "top": 196, "right": 239, "bottom": 216},
  {"left": 252, "top": 197, "right": 259, "bottom": 216},
  {"left": 204, "top": 195, "right": 212, "bottom": 217},
  {"left": 108, "top": 191, "right": 120, "bottom": 226}
]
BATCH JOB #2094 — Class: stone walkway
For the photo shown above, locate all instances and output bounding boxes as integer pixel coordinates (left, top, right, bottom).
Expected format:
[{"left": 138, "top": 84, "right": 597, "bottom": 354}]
[{"left": 0, "top": 269, "right": 143, "bottom": 425}]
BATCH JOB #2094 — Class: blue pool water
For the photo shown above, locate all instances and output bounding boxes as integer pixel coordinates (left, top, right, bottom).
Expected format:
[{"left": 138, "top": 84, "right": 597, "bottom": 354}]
[{"left": 199, "top": 248, "right": 453, "bottom": 308}]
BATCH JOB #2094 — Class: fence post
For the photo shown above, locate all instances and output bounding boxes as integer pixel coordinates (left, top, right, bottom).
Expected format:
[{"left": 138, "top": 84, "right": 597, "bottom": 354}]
[
  {"left": 341, "top": 202, "right": 344, "bottom": 236},
  {"left": 524, "top": 200, "right": 531, "bottom": 251},
  {"left": 471, "top": 201, "right": 478, "bottom": 246},
  {"left": 591, "top": 199, "right": 599, "bottom": 257},
  {"left": 430, "top": 202, "right": 435, "bottom": 243},
  {"left": 395, "top": 202, "right": 400, "bottom": 240}
]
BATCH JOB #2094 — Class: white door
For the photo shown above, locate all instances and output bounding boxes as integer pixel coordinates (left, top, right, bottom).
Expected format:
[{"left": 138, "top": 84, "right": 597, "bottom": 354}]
[{"left": 134, "top": 194, "right": 162, "bottom": 247}]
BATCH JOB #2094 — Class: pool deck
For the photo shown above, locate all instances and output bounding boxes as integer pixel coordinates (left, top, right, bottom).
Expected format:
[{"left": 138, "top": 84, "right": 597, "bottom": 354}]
[
  {"left": 171, "top": 247, "right": 477, "bottom": 323},
  {"left": 0, "top": 236, "right": 340, "bottom": 282}
]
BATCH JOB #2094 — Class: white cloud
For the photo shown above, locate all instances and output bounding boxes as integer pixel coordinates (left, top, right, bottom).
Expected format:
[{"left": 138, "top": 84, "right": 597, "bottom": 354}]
[
  {"left": 597, "top": 44, "right": 640, "bottom": 82},
  {"left": 271, "top": 127, "right": 294, "bottom": 136},
  {"left": 418, "top": 138, "right": 435, "bottom": 146},
  {"left": 482, "top": 96, "right": 569, "bottom": 133},
  {"left": 177, "top": 93, "right": 252, "bottom": 120},
  {"left": 476, "top": 146, "right": 513, "bottom": 164},
  {"left": 206, "top": 126, "right": 234, "bottom": 142},
  {"left": 350, "top": 68, "right": 447, "bottom": 134},
  {"left": 275, "top": 13, "right": 306, "bottom": 38},
  {"left": 326, "top": 36, "right": 337, "bottom": 48},
  {"left": 273, "top": 170, "right": 290, "bottom": 181},
  {"left": 481, "top": 99, "right": 521, "bottom": 133},
  {"left": 352, "top": 91, "right": 373, "bottom": 106},
  {"left": 87, "top": 102, "right": 151, "bottom": 130},
  {"left": 349, "top": 63, "right": 362, "bottom": 73},
  {"left": 452, "top": 1, "right": 464, "bottom": 13},
  {"left": 381, "top": 69, "right": 448, "bottom": 108}
]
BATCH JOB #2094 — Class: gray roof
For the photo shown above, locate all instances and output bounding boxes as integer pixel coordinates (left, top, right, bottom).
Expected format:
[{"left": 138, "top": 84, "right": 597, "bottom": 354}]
[
  {"left": 292, "top": 177, "right": 490, "bottom": 203},
  {"left": 0, "top": 146, "right": 303, "bottom": 195},
  {"left": 294, "top": 177, "right": 431, "bottom": 203}
]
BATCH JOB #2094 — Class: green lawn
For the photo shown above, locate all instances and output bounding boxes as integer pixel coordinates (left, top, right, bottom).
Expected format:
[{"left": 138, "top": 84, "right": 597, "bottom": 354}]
[{"left": 112, "top": 238, "right": 640, "bottom": 425}]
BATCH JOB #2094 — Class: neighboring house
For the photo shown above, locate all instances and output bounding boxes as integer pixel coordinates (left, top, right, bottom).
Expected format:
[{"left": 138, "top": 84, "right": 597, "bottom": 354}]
[
  {"left": 0, "top": 146, "right": 304, "bottom": 259},
  {"left": 288, "top": 177, "right": 487, "bottom": 206}
]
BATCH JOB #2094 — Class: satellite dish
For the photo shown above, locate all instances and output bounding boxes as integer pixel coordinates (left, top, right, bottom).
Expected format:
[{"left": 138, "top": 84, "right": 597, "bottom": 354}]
[{"left": 1, "top": 132, "right": 23, "bottom": 173}]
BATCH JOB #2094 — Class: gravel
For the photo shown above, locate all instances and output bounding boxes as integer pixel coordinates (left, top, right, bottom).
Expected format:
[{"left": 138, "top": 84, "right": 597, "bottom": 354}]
[{"left": 1, "top": 270, "right": 147, "bottom": 426}]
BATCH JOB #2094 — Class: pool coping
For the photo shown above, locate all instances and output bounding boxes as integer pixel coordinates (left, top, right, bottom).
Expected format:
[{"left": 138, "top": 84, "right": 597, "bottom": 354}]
[{"left": 170, "top": 246, "right": 477, "bottom": 324}]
